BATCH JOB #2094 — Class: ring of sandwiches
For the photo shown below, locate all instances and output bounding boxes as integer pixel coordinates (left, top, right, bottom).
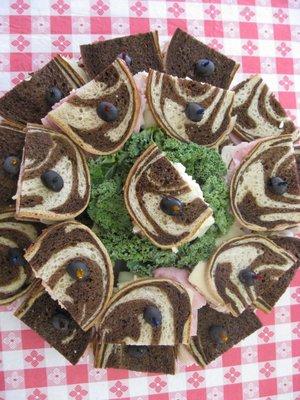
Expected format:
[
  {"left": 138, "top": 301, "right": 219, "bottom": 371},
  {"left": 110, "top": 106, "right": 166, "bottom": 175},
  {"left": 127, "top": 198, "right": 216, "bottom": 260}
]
[{"left": 1, "top": 28, "right": 299, "bottom": 374}]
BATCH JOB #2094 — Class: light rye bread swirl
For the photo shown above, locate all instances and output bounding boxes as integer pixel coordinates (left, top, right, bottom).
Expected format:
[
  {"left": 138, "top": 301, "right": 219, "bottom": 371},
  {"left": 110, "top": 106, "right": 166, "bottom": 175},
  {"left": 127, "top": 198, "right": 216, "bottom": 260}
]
[
  {"left": 47, "top": 59, "right": 140, "bottom": 155},
  {"left": 189, "top": 235, "right": 296, "bottom": 316},
  {"left": 15, "top": 124, "right": 90, "bottom": 222},
  {"left": 232, "top": 75, "right": 300, "bottom": 142},
  {"left": 0, "top": 212, "right": 41, "bottom": 304},
  {"left": 254, "top": 236, "right": 300, "bottom": 312},
  {"left": 189, "top": 305, "right": 262, "bottom": 367},
  {"left": 93, "top": 342, "right": 177, "bottom": 374},
  {"left": 124, "top": 144, "right": 214, "bottom": 249},
  {"left": 15, "top": 284, "right": 91, "bottom": 365},
  {"left": 96, "top": 278, "right": 191, "bottom": 345},
  {"left": 146, "top": 70, "right": 236, "bottom": 148},
  {"left": 24, "top": 221, "right": 114, "bottom": 331},
  {"left": 80, "top": 31, "right": 164, "bottom": 78},
  {"left": 165, "top": 28, "right": 239, "bottom": 89},
  {"left": 0, "top": 124, "right": 25, "bottom": 212},
  {"left": 230, "top": 135, "right": 300, "bottom": 231},
  {"left": 0, "top": 55, "right": 86, "bottom": 126}
]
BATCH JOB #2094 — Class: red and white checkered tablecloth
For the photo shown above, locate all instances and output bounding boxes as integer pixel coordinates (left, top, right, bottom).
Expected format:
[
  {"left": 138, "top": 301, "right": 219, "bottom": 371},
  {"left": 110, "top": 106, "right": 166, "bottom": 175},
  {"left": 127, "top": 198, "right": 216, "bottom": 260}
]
[{"left": 0, "top": 0, "right": 300, "bottom": 399}]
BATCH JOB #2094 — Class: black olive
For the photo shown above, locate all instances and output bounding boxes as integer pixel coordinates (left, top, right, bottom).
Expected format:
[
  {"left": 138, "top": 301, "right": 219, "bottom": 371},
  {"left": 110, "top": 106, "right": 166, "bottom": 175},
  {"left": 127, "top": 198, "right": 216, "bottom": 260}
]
[
  {"left": 41, "top": 170, "right": 64, "bottom": 192},
  {"left": 97, "top": 102, "right": 118, "bottom": 122},
  {"left": 143, "top": 306, "right": 162, "bottom": 328},
  {"left": 8, "top": 248, "right": 27, "bottom": 267},
  {"left": 160, "top": 196, "right": 183, "bottom": 216},
  {"left": 238, "top": 267, "right": 257, "bottom": 286},
  {"left": 52, "top": 313, "right": 70, "bottom": 332},
  {"left": 3, "top": 156, "right": 20, "bottom": 176},
  {"left": 117, "top": 52, "right": 132, "bottom": 66},
  {"left": 195, "top": 59, "right": 215, "bottom": 77},
  {"left": 185, "top": 102, "right": 205, "bottom": 122},
  {"left": 126, "top": 346, "right": 148, "bottom": 357},
  {"left": 209, "top": 325, "right": 229, "bottom": 345},
  {"left": 67, "top": 260, "right": 90, "bottom": 281},
  {"left": 45, "top": 86, "right": 63, "bottom": 106},
  {"left": 268, "top": 177, "right": 288, "bottom": 195}
]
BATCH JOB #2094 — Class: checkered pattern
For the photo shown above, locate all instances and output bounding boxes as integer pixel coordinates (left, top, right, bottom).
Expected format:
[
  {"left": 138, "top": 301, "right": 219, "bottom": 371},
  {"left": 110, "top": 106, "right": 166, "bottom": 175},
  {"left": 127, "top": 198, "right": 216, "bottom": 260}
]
[{"left": 0, "top": 0, "right": 300, "bottom": 399}]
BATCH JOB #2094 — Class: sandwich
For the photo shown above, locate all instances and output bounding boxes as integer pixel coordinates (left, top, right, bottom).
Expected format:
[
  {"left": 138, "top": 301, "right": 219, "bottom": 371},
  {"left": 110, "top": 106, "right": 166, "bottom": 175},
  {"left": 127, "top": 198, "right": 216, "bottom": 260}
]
[
  {"left": 124, "top": 144, "right": 214, "bottom": 250},
  {"left": 165, "top": 28, "right": 239, "bottom": 89},
  {"left": 232, "top": 75, "right": 299, "bottom": 141},
  {"left": 15, "top": 124, "right": 90, "bottom": 222},
  {"left": 94, "top": 343, "right": 177, "bottom": 374},
  {"left": 189, "top": 305, "right": 262, "bottom": 367},
  {"left": 46, "top": 59, "right": 141, "bottom": 155},
  {"left": 0, "top": 55, "right": 86, "bottom": 126},
  {"left": 254, "top": 236, "right": 300, "bottom": 312},
  {"left": 15, "top": 284, "right": 91, "bottom": 365},
  {"left": 0, "top": 212, "right": 41, "bottom": 304},
  {"left": 24, "top": 221, "right": 114, "bottom": 331},
  {"left": 146, "top": 69, "right": 236, "bottom": 147},
  {"left": 80, "top": 31, "right": 164, "bottom": 78},
  {"left": 96, "top": 278, "right": 191, "bottom": 345},
  {"left": 230, "top": 135, "right": 300, "bottom": 231},
  {"left": 0, "top": 124, "right": 25, "bottom": 212},
  {"left": 189, "top": 235, "right": 296, "bottom": 316}
]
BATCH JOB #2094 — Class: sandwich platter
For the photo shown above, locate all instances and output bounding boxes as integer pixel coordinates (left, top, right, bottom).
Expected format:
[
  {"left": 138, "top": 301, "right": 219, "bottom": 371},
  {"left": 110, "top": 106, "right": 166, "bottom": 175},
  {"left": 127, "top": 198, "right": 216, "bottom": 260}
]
[{"left": 0, "top": 26, "right": 300, "bottom": 390}]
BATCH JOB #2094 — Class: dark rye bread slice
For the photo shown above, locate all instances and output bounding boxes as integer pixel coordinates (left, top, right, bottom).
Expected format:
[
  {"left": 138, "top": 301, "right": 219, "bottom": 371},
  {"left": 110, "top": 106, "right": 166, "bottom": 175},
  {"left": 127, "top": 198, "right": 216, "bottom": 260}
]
[
  {"left": 232, "top": 75, "right": 300, "bottom": 142},
  {"left": 47, "top": 59, "right": 140, "bottom": 155},
  {"left": 15, "top": 284, "right": 91, "bottom": 365},
  {"left": 165, "top": 28, "right": 239, "bottom": 89},
  {"left": 80, "top": 31, "right": 164, "bottom": 78},
  {"left": 94, "top": 342, "right": 177, "bottom": 374},
  {"left": 15, "top": 124, "right": 90, "bottom": 222},
  {"left": 96, "top": 278, "right": 191, "bottom": 345},
  {"left": 189, "top": 305, "right": 262, "bottom": 367},
  {"left": 146, "top": 70, "right": 235, "bottom": 147},
  {"left": 0, "top": 125, "right": 25, "bottom": 212},
  {"left": 124, "top": 144, "right": 214, "bottom": 249},
  {"left": 230, "top": 135, "right": 300, "bottom": 231},
  {"left": 189, "top": 235, "right": 296, "bottom": 316},
  {"left": 0, "top": 212, "right": 41, "bottom": 304},
  {"left": 0, "top": 56, "right": 86, "bottom": 126},
  {"left": 254, "top": 236, "right": 300, "bottom": 312},
  {"left": 25, "top": 221, "right": 114, "bottom": 331}
]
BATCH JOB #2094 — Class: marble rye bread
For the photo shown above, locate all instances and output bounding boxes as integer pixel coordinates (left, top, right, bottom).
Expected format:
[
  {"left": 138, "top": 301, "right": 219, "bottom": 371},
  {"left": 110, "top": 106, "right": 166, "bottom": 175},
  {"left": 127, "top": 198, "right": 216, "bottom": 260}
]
[
  {"left": 47, "top": 59, "right": 141, "bottom": 155},
  {"left": 124, "top": 144, "right": 214, "bottom": 249},
  {"left": 0, "top": 124, "right": 25, "bottom": 212},
  {"left": 254, "top": 236, "right": 300, "bottom": 312},
  {"left": 0, "top": 212, "right": 41, "bottom": 304},
  {"left": 80, "top": 31, "right": 164, "bottom": 78},
  {"left": 189, "top": 235, "right": 296, "bottom": 316},
  {"left": 189, "top": 305, "right": 262, "bottom": 367},
  {"left": 96, "top": 278, "right": 191, "bottom": 346},
  {"left": 94, "top": 343, "right": 177, "bottom": 374},
  {"left": 0, "top": 55, "right": 86, "bottom": 126},
  {"left": 24, "top": 221, "right": 114, "bottom": 331},
  {"left": 146, "top": 69, "right": 236, "bottom": 148},
  {"left": 15, "top": 284, "right": 91, "bottom": 365},
  {"left": 165, "top": 28, "right": 239, "bottom": 89},
  {"left": 232, "top": 75, "right": 300, "bottom": 142},
  {"left": 15, "top": 124, "right": 90, "bottom": 222},
  {"left": 230, "top": 135, "right": 300, "bottom": 231}
]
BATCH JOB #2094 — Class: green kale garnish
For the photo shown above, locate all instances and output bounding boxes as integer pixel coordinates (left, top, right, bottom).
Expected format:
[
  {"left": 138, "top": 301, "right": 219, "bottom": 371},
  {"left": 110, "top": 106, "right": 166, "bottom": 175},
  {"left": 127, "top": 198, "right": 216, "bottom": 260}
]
[{"left": 88, "top": 127, "right": 233, "bottom": 276}]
